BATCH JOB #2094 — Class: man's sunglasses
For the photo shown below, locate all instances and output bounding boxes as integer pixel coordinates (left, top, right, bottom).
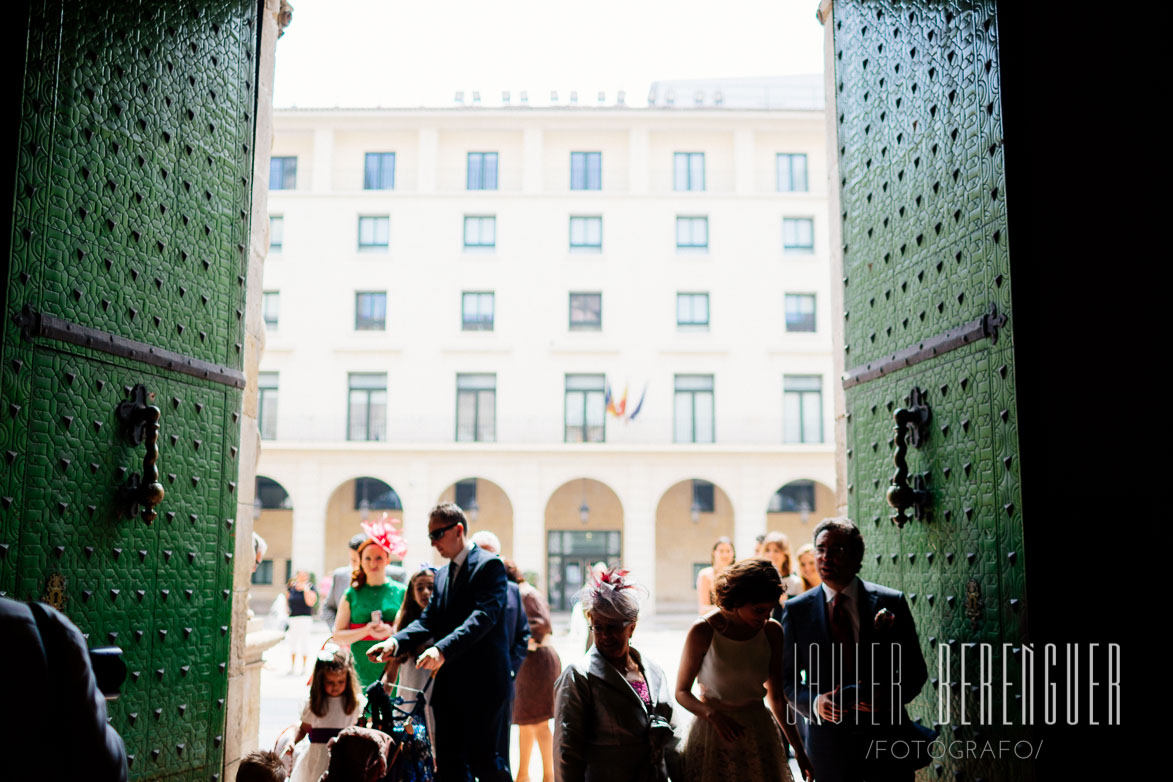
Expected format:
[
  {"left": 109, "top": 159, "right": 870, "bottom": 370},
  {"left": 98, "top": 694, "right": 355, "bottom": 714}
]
[{"left": 428, "top": 521, "right": 461, "bottom": 542}]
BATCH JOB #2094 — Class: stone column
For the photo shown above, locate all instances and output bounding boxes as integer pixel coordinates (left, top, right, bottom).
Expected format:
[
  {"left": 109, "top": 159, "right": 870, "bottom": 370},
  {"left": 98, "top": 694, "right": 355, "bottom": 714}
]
[
  {"left": 735, "top": 466, "right": 767, "bottom": 560},
  {"left": 290, "top": 462, "right": 326, "bottom": 582},
  {"left": 511, "top": 462, "right": 544, "bottom": 584},
  {"left": 820, "top": 0, "right": 849, "bottom": 516},
  {"left": 226, "top": 2, "right": 283, "bottom": 779},
  {"left": 623, "top": 463, "right": 656, "bottom": 614}
]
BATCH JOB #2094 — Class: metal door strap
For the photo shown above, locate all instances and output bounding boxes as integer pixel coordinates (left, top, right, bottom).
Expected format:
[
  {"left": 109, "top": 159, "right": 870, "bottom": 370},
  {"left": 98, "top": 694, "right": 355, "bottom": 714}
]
[
  {"left": 842, "top": 303, "right": 1007, "bottom": 389},
  {"left": 13, "top": 305, "right": 246, "bottom": 389}
]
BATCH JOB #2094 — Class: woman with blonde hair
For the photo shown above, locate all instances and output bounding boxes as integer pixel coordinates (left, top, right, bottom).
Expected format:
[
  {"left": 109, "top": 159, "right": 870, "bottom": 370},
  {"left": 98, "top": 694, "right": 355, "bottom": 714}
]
[{"left": 695, "top": 537, "right": 736, "bottom": 613}]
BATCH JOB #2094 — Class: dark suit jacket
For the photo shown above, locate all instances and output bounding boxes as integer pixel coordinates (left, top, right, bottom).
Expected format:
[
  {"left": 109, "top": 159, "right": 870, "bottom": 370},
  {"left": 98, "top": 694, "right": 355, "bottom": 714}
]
[
  {"left": 781, "top": 577, "right": 928, "bottom": 781},
  {"left": 504, "top": 581, "right": 531, "bottom": 678},
  {"left": 0, "top": 598, "right": 127, "bottom": 782},
  {"left": 393, "top": 544, "right": 512, "bottom": 705}
]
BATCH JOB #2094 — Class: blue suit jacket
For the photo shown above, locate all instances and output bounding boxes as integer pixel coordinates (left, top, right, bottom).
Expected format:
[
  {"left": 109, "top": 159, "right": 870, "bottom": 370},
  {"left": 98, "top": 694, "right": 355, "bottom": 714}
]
[
  {"left": 393, "top": 544, "right": 512, "bottom": 705},
  {"left": 781, "top": 577, "right": 929, "bottom": 782},
  {"left": 503, "top": 582, "right": 531, "bottom": 679}
]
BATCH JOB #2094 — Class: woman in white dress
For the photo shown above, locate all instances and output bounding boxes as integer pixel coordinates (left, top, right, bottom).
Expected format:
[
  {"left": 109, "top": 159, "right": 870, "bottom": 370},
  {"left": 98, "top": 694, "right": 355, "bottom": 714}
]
[
  {"left": 289, "top": 644, "right": 365, "bottom": 782},
  {"left": 675, "top": 558, "right": 814, "bottom": 782},
  {"left": 695, "top": 537, "right": 736, "bottom": 613}
]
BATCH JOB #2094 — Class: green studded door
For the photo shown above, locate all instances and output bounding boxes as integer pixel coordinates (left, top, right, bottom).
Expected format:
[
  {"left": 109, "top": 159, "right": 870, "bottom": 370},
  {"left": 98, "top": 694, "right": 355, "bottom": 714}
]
[
  {"left": 831, "top": 1, "right": 1028, "bottom": 780},
  {"left": 1, "top": 2, "right": 259, "bottom": 779}
]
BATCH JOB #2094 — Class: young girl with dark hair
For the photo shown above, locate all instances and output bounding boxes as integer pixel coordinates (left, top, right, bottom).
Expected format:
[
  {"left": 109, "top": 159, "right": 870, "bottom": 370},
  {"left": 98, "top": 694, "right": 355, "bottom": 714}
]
[
  {"left": 289, "top": 645, "right": 364, "bottom": 782},
  {"left": 675, "top": 558, "right": 814, "bottom": 781}
]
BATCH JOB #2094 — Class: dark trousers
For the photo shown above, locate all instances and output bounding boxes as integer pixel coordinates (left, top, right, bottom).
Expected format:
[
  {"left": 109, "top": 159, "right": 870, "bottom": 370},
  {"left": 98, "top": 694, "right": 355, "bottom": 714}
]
[
  {"left": 433, "top": 695, "right": 512, "bottom": 782},
  {"left": 806, "top": 723, "right": 916, "bottom": 782},
  {"left": 495, "top": 687, "right": 515, "bottom": 766}
]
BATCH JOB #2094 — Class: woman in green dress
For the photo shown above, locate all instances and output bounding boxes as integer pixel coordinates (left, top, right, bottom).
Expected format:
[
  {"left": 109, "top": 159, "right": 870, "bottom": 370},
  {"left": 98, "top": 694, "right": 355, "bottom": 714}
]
[{"left": 333, "top": 535, "right": 407, "bottom": 687}]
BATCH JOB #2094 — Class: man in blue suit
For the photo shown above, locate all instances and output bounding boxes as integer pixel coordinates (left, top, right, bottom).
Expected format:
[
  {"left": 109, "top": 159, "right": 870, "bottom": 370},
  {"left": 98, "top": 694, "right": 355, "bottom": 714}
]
[
  {"left": 368, "top": 503, "right": 513, "bottom": 781},
  {"left": 782, "top": 517, "right": 930, "bottom": 782},
  {"left": 470, "top": 530, "right": 531, "bottom": 764}
]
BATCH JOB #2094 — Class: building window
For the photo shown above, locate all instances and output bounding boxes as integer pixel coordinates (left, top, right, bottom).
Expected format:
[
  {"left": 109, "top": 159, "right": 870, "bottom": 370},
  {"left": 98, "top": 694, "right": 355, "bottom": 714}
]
[
  {"left": 467, "top": 152, "right": 498, "bottom": 190},
  {"left": 674, "top": 374, "right": 714, "bottom": 443},
  {"left": 784, "top": 375, "right": 823, "bottom": 443},
  {"left": 251, "top": 560, "right": 274, "bottom": 585},
  {"left": 570, "top": 151, "right": 602, "bottom": 190},
  {"left": 270, "top": 156, "right": 297, "bottom": 190},
  {"left": 354, "top": 477, "right": 401, "bottom": 510},
  {"left": 674, "top": 152, "right": 705, "bottom": 191},
  {"left": 569, "top": 216, "right": 602, "bottom": 250},
  {"left": 692, "top": 480, "right": 715, "bottom": 512},
  {"left": 676, "top": 216, "right": 709, "bottom": 249},
  {"left": 348, "top": 373, "right": 387, "bottom": 441},
  {"left": 355, "top": 292, "right": 387, "bottom": 331},
  {"left": 776, "top": 153, "right": 809, "bottom": 192},
  {"left": 676, "top": 293, "right": 709, "bottom": 327},
  {"left": 463, "top": 216, "right": 496, "bottom": 248},
  {"left": 783, "top": 218, "right": 814, "bottom": 254},
  {"left": 456, "top": 374, "right": 496, "bottom": 442},
  {"left": 462, "top": 292, "right": 494, "bottom": 331},
  {"left": 358, "top": 216, "right": 390, "bottom": 250},
  {"left": 269, "top": 216, "right": 284, "bottom": 251},
  {"left": 565, "top": 374, "right": 605, "bottom": 443},
  {"left": 364, "top": 152, "right": 396, "bottom": 190},
  {"left": 569, "top": 293, "right": 602, "bottom": 331},
  {"left": 455, "top": 479, "right": 477, "bottom": 513},
  {"left": 769, "top": 481, "right": 816, "bottom": 513},
  {"left": 262, "top": 291, "right": 279, "bottom": 330},
  {"left": 258, "top": 372, "right": 278, "bottom": 440},
  {"left": 785, "top": 294, "right": 816, "bottom": 332}
]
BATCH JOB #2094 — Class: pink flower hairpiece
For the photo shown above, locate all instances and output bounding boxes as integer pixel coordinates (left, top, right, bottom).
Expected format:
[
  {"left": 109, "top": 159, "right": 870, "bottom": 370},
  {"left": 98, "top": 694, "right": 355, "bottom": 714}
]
[
  {"left": 361, "top": 515, "right": 408, "bottom": 559},
  {"left": 592, "top": 566, "right": 633, "bottom": 591}
]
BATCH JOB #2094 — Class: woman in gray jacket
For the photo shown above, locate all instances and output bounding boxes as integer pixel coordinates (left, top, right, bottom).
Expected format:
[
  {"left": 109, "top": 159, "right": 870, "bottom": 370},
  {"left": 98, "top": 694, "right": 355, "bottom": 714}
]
[{"left": 553, "top": 567, "right": 683, "bottom": 782}]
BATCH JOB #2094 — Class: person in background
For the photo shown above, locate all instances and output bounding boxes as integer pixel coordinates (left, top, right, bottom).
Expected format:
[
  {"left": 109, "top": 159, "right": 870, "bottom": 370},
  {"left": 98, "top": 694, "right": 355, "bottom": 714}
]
[
  {"left": 334, "top": 520, "right": 409, "bottom": 688},
  {"left": 675, "top": 559, "right": 814, "bottom": 782},
  {"left": 752, "top": 534, "right": 766, "bottom": 558},
  {"left": 253, "top": 532, "right": 268, "bottom": 572},
  {"left": 695, "top": 537, "right": 736, "bottom": 613},
  {"left": 366, "top": 503, "right": 514, "bottom": 782},
  {"left": 568, "top": 561, "right": 609, "bottom": 653},
  {"left": 761, "top": 532, "right": 803, "bottom": 622},
  {"left": 289, "top": 645, "right": 364, "bottom": 782},
  {"left": 781, "top": 517, "right": 931, "bottom": 782},
  {"left": 237, "top": 749, "right": 287, "bottom": 782},
  {"left": 382, "top": 565, "right": 439, "bottom": 753},
  {"left": 553, "top": 567, "right": 682, "bottom": 782},
  {"left": 0, "top": 597, "right": 128, "bottom": 782},
  {"left": 795, "top": 543, "right": 820, "bottom": 592},
  {"left": 323, "top": 532, "right": 409, "bottom": 632},
  {"left": 505, "top": 560, "right": 561, "bottom": 782},
  {"left": 286, "top": 570, "right": 319, "bottom": 675},
  {"left": 468, "top": 530, "right": 531, "bottom": 771}
]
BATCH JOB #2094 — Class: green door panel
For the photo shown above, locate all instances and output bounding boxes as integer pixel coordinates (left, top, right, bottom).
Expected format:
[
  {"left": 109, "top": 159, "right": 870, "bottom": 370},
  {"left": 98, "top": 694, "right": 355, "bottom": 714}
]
[
  {"left": 2, "top": 1, "right": 258, "bottom": 778},
  {"left": 832, "top": 1, "right": 1028, "bottom": 779}
]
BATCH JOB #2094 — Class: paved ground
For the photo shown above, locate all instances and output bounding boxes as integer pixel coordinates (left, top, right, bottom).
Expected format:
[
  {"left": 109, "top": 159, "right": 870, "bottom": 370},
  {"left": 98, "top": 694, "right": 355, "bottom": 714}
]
[{"left": 259, "top": 611, "right": 802, "bottom": 780}]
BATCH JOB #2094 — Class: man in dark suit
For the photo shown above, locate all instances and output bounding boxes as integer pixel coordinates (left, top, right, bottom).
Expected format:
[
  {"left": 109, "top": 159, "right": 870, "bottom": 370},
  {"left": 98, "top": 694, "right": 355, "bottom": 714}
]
[
  {"left": 469, "top": 530, "right": 531, "bottom": 764},
  {"left": 781, "top": 517, "right": 930, "bottom": 782},
  {"left": 367, "top": 503, "right": 512, "bottom": 781}
]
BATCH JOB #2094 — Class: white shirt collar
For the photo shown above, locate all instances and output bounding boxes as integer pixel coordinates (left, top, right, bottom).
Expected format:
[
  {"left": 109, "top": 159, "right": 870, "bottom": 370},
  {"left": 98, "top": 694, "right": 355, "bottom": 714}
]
[
  {"left": 452, "top": 540, "right": 475, "bottom": 568},
  {"left": 821, "top": 575, "right": 861, "bottom": 605}
]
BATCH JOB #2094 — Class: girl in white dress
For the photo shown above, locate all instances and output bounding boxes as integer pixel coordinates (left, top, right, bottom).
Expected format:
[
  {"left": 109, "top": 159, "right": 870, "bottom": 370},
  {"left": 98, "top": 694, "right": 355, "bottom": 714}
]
[
  {"left": 289, "top": 644, "right": 365, "bottom": 782},
  {"left": 676, "top": 558, "right": 815, "bottom": 781}
]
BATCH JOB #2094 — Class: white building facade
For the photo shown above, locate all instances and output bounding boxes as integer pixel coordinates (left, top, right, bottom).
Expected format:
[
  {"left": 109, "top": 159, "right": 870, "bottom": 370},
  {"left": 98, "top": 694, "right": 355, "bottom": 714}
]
[{"left": 256, "top": 82, "right": 836, "bottom": 612}]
